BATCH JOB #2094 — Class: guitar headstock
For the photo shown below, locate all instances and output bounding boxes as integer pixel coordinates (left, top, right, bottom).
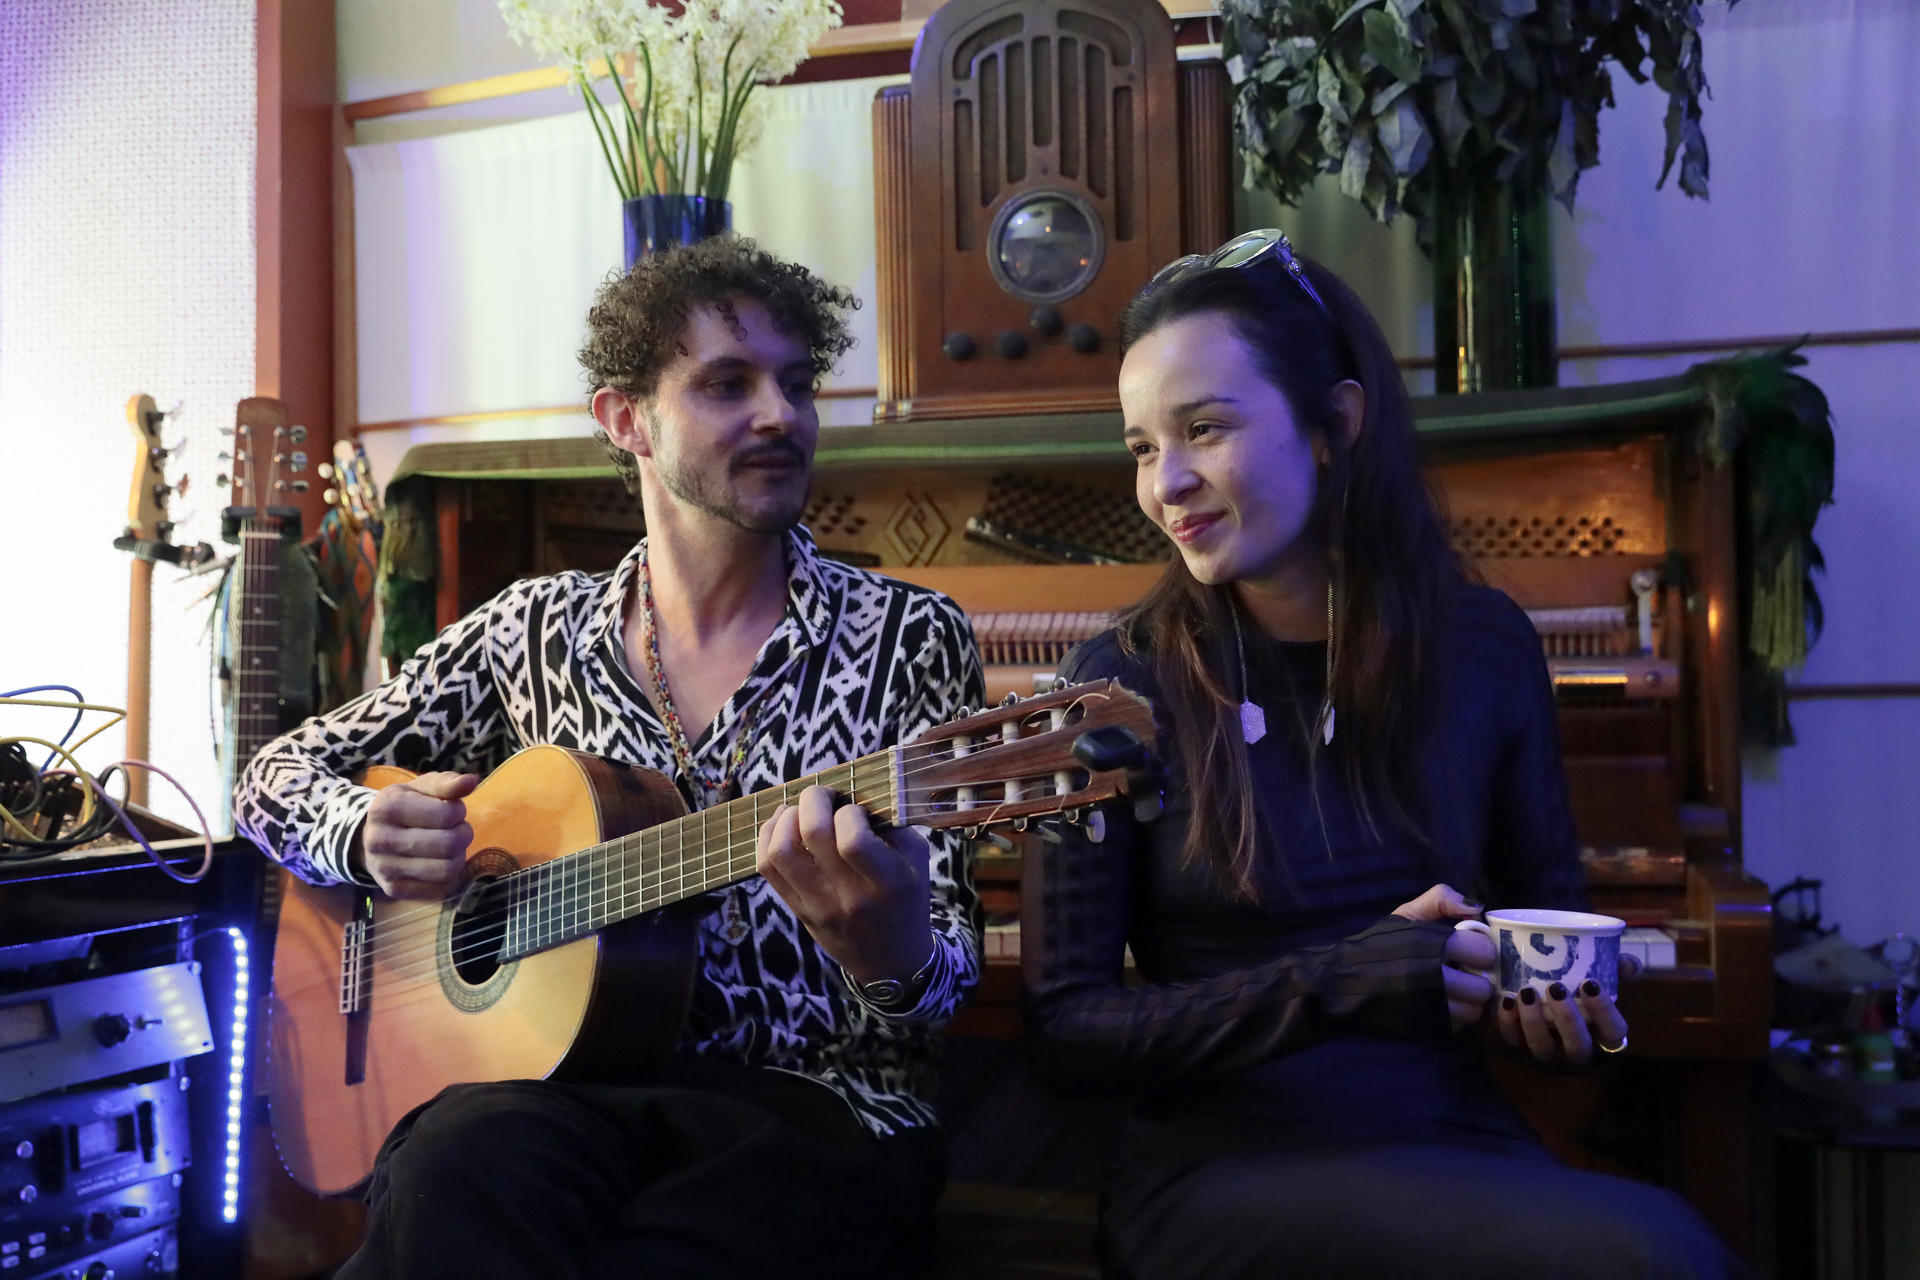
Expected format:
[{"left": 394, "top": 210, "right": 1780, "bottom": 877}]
[
  {"left": 125, "top": 393, "right": 172, "bottom": 539},
  {"left": 897, "top": 679, "right": 1157, "bottom": 833},
  {"left": 319, "top": 437, "right": 381, "bottom": 534},
  {"left": 117, "top": 394, "right": 213, "bottom": 568},
  {"left": 221, "top": 396, "right": 309, "bottom": 542}
]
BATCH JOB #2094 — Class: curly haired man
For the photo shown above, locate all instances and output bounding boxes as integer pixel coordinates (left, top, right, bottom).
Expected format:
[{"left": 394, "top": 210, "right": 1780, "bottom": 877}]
[{"left": 238, "top": 237, "right": 985, "bottom": 1278}]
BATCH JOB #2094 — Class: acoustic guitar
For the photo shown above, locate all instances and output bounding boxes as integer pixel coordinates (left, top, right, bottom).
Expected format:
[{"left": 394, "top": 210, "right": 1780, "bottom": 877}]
[{"left": 268, "top": 680, "right": 1155, "bottom": 1194}]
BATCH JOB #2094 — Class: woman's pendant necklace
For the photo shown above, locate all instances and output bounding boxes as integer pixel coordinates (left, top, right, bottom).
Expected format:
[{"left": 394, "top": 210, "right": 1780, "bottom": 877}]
[
  {"left": 1318, "top": 577, "right": 1336, "bottom": 746},
  {"left": 1230, "top": 583, "right": 1335, "bottom": 748},
  {"left": 1229, "top": 602, "right": 1267, "bottom": 745}
]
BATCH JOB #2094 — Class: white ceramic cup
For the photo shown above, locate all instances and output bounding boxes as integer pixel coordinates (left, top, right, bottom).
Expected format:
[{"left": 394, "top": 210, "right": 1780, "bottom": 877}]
[{"left": 1453, "top": 908, "right": 1626, "bottom": 1000}]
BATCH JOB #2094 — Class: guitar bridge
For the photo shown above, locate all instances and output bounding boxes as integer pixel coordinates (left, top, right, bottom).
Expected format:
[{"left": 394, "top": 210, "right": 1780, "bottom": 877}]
[{"left": 338, "top": 915, "right": 370, "bottom": 1014}]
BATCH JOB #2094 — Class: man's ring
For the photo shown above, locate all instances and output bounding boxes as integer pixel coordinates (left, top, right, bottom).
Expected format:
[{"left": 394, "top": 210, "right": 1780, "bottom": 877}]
[{"left": 1598, "top": 1036, "right": 1628, "bottom": 1054}]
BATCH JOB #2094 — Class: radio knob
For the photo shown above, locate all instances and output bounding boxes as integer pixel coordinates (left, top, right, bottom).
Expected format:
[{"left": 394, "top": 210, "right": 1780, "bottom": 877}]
[
  {"left": 941, "top": 332, "right": 976, "bottom": 361},
  {"left": 1028, "top": 306, "right": 1063, "bottom": 336},
  {"left": 1067, "top": 323, "right": 1100, "bottom": 354},
  {"left": 93, "top": 1013, "right": 133, "bottom": 1047},
  {"left": 995, "top": 331, "right": 1028, "bottom": 359}
]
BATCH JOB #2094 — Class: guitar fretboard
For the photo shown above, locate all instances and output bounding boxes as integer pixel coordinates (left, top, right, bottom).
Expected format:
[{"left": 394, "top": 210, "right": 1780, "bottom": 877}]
[
  {"left": 233, "top": 528, "right": 286, "bottom": 768},
  {"left": 496, "top": 756, "right": 899, "bottom": 961}
]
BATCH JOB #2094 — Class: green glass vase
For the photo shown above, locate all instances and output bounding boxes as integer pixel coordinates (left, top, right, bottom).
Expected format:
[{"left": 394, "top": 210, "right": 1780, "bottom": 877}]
[{"left": 1431, "top": 172, "right": 1557, "bottom": 394}]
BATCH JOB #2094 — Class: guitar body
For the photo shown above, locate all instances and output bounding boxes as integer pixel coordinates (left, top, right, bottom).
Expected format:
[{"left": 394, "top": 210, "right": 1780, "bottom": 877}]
[{"left": 268, "top": 746, "right": 698, "bottom": 1195}]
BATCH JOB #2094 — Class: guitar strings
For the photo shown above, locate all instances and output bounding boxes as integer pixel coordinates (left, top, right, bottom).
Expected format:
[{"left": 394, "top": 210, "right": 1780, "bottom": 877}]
[
  {"left": 340, "top": 737, "right": 1087, "bottom": 989},
  {"left": 303, "top": 696, "right": 1126, "bottom": 987},
  {"left": 335, "top": 700, "right": 1109, "bottom": 969}
]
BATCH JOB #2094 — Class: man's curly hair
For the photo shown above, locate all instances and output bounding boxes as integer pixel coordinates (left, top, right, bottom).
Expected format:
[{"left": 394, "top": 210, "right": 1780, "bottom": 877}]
[{"left": 579, "top": 235, "right": 858, "bottom": 495}]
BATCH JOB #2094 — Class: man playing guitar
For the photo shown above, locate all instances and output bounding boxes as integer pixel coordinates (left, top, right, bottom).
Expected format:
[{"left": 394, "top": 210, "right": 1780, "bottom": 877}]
[{"left": 235, "top": 237, "right": 986, "bottom": 1278}]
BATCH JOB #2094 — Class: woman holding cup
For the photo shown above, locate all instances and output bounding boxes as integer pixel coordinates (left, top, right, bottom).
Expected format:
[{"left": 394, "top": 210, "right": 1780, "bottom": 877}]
[{"left": 1024, "top": 232, "right": 1746, "bottom": 1278}]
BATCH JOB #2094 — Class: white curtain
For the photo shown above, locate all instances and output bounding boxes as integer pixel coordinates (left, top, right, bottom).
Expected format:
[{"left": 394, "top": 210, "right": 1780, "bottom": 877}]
[{"left": 348, "top": 72, "right": 905, "bottom": 446}]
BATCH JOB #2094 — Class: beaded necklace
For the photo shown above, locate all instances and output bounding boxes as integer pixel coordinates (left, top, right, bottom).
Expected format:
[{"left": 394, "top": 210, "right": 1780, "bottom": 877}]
[{"left": 636, "top": 544, "right": 760, "bottom": 804}]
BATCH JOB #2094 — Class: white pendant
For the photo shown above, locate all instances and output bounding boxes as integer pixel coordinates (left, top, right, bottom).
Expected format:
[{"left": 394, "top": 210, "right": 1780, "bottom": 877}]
[
  {"left": 1239, "top": 699, "right": 1267, "bottom": 745},
  {"left": 1317, "top": 702, "right": 1336, "bottom": 746}
]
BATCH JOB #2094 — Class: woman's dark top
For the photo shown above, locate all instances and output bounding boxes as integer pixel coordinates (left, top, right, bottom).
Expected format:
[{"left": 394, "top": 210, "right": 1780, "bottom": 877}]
[{"left": 1023, "top": 584, "right": 1587, "bottom": 1144}]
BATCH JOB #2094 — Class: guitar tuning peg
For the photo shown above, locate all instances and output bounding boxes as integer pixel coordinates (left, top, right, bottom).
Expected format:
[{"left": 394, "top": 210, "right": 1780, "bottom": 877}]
[
  {"left": 290, "top": 450, "right": 309, "bottom": 469},
  {"left": 1001, "top": 691, "right": 1020, "bottom": 706},
  {"left": 215, "top": 474, "right": 230, "bottom": 488},
  {"left": 961, "top": 826, "right": 982, "bottom": 841},
  {"left": 323, "top": 487, "right": 340, "bottom": 505},
  {"left": 1084, "top": 809, "right": 1107, "bottom": 844},
  {"left": 164, "top": 400, "right": 184, "bottom": 418},
  {"left": 163, "top": 435, "right": 187, "bottom": 456},
  {"left": 288, "top": 425, "right": 307, "bottom": 443},
  {"left": 1131, "top": 792, "right": 1165, "bottom": 824},
  {"left": 1010, "top": 816, "right": 1030, "bottom": 833},
  {"left": 1037, "top": 821, "right": 1065, "bottom": 845},
  {"left": 317, "top": 461, "right": 335, "bottom": 481},
  {"left": 956, "top": 707, "right": 973, "bottom": 720},
  {"left": 290, "top": 480, "right": 310, "bottom": 493},
  {"left": 218, "top": 425, "right": 234, "bottom": 436}
]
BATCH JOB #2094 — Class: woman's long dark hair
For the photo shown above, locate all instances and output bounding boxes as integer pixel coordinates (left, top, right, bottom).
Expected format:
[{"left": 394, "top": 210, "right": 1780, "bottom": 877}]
[{"left": 1116, "top": 252, "right": 1462, "bottom": 900}]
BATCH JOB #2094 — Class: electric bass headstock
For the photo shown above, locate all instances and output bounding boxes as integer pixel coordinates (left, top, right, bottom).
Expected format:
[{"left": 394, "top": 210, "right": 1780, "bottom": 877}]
[
  {"left": 220, "top": 396, "right": 309, "bottom": 543},
  {"left": 115, "top": 393, "right": 213, "bottom": 567},
  {"left": 897, "top": 678, "right": 1159, "bottom": 838}
]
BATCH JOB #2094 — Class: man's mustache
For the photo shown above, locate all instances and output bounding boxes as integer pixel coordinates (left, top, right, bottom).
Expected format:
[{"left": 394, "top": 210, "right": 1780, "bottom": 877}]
[{"left": 731, "top": 441, "right": 808, "bottom": 472}]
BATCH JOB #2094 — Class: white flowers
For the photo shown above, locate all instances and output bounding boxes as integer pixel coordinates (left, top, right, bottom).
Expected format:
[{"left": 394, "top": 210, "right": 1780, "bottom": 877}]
[{"left": 499, "top": 0, "right": 842, "bottom": 202}]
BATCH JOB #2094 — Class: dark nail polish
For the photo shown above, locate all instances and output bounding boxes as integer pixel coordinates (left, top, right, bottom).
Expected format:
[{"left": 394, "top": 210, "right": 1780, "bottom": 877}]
[
  {"left": 1548, "top": 982, "right": 1568, "bottom": 1002},
  {"left": 1519, "top": 987, "right": 1537, "bottom": 1006},
  {"left": 1501, "top": 995, "right": 1516, "bottom": 1012},
  {"left": 1580, "top": 979, "right": 1601, "bottom": 998}
]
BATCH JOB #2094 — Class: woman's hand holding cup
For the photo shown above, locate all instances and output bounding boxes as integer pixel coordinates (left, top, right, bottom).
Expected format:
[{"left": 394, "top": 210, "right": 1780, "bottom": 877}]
[
  {"left": 1452, "top": 908, "right": 1635, "bottom": 1068},
  {"left": 1392, "top": 884, "right": 1500, "bottom": 1032}
]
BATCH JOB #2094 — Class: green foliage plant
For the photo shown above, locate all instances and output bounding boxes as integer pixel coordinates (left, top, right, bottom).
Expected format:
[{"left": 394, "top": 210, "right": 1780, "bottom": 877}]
[{"left": 1221, "top": 0, "right": 1740, "bottom": 247}]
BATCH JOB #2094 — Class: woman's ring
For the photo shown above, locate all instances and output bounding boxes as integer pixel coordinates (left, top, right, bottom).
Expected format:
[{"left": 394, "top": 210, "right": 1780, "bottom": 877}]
[{"left": 1598, "top": 1036, "right": 1628, "bottom": 1054}]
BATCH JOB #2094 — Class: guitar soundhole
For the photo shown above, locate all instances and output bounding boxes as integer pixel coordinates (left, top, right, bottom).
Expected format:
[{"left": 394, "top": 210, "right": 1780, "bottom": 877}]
[
  {"left": 436, "top": 847, "right": 522, "bottom": 1013},
  {"left": 450, "top": 879, "right": 509, "bottom": 986}
]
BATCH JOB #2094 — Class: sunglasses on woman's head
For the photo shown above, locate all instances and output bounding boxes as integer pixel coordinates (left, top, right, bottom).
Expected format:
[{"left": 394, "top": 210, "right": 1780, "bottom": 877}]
[{"left": 1141, "top": 228, "right": 1332, "bottom": 317}]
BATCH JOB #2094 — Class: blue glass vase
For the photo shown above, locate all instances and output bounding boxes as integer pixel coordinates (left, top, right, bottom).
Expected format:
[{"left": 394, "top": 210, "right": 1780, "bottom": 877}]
[{"left": 622, "top": 195, "right": 733, "bottom": 268}]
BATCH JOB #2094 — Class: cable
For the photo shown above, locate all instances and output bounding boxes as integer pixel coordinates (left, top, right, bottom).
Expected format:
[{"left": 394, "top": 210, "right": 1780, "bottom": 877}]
[
  {"left": 58, "top": 760, "right": 216, "bottom": 884},
  {"left": 1, "top": 694, "right": 216, "bottom": 877},
  {"left": 0, "top": 734, "right": 99, "bottom": 840},
  {"left": 0, "top": 684, "right": 87, "bottom": 769}
]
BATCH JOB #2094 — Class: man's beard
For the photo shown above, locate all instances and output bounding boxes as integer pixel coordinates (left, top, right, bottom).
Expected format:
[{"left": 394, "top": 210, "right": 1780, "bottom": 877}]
[{"left": 655, "top": 438, "right": 811, "bottom": 535}]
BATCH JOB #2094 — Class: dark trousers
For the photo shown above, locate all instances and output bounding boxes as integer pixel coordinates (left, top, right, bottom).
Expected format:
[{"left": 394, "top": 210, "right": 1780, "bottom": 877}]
[
  {"left": 335, "top": 1063, "right": 945, "bottom": 1280},
  {"left": 1097, "top": 1123, "right": 1754, "bottom": 1280}
]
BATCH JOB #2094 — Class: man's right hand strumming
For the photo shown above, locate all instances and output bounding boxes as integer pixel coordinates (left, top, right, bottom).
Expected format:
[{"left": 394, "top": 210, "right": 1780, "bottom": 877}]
[{"left": 349, "top": 771, "right": 479, "bottom": 898}]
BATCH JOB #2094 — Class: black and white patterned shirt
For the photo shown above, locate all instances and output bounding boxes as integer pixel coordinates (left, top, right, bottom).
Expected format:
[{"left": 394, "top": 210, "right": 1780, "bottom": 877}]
[{"left": 235, "top": 527, "right": 986, "bottom": 1135}]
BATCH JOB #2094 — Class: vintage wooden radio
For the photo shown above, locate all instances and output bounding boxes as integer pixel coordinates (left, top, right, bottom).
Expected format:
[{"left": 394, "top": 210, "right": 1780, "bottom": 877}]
[{"left": 872, "top": 0, "right": 1231, "bottom": 421}]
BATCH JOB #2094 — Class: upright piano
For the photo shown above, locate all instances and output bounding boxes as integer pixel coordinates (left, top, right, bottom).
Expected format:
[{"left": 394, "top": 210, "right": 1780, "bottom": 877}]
[{"left": 386, "top": 370, "right": 1772, "bottom": 1249}]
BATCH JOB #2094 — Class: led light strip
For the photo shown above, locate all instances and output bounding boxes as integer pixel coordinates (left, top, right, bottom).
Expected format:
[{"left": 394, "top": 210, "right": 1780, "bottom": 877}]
[{"left": 223, "top": 926, "right": 250, "bottom": 1224}]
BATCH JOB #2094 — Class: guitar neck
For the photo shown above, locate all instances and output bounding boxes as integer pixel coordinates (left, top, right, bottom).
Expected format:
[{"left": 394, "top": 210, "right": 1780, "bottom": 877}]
[
  {"left": 232, "top": 527, "right": 286, "bottom": 768},
  {"left": 498, "top": 753, "right": 898, "bottom": 962}
]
